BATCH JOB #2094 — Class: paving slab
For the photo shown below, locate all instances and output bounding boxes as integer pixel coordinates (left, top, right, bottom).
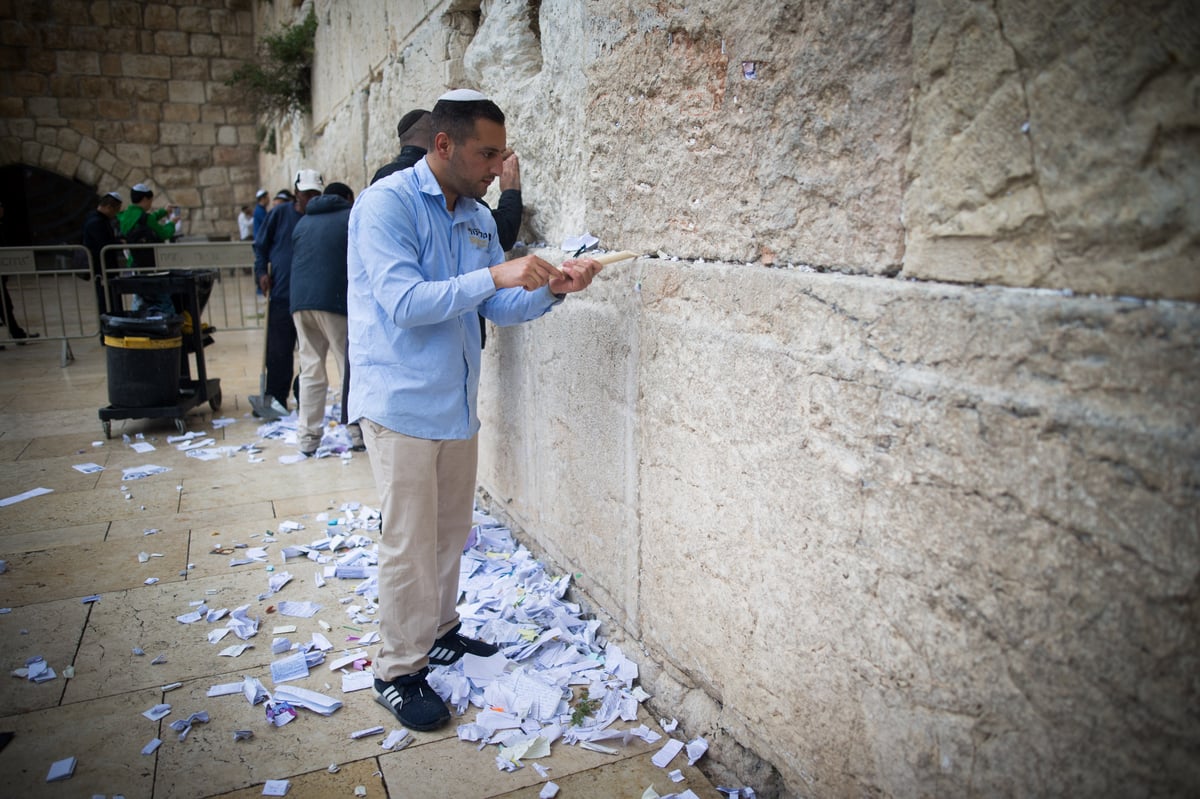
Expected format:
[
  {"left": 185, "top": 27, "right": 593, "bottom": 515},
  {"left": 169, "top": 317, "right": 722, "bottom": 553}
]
[
  {"left": 0, "top": 686, "right": 161, "bottom": 799},
  {"left": 0, "top": 595, "right": 89, "bottom": 715},
  {"left": 200, "top": 757, "right": 387, "bottom": 799},
  {"left": 377, "top": 704, "right": 668, "bottom": 798},
  {"left": 106, "top": 499, "right": 276, "bottom": 540},
  {"left": 0, "top": 435, "right": 32, "bottom": 461},
  {"left": 0, "top": 451, "right": 107, "bottom": 494},
  {"left": 489, "top": 750, "right": 727, "bottom": 798},
  {"left": 0, "top": 531, "right": 190, "bottom": 607},
  {"left": 0, "top": 476, "right": 181, "bottom": 536},
  {"left": 153, "top": 667, "right": 420, "bottom": 799},
  {"left": 0, "top": 520, "right": 110, "bottom": 554}
]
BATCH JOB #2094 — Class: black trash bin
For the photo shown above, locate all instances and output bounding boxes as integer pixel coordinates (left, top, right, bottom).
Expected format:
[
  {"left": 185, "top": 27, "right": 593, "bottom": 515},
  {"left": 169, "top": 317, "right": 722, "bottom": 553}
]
[{"left": 102, "top": 314, "right": 183, "bottom": 408}]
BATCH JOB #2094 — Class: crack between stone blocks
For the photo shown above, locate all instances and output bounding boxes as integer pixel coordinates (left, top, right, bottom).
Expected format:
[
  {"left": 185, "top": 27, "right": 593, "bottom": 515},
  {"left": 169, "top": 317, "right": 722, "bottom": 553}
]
[{"left": 990, "top": 0, "right": 1057, "bottom": 283}]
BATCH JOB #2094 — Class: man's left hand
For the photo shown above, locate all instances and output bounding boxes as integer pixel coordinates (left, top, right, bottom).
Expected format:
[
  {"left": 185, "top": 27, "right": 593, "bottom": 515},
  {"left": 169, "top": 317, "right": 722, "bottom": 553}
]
[{"left": 548, "top": 258, "right": 602, "bottom": 295}]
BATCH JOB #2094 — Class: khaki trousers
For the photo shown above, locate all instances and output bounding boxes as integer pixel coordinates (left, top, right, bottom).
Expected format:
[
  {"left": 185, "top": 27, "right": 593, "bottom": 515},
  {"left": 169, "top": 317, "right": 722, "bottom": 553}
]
[
  {"left": 293, "top": 309, "right": 362, "bottom": 451},
  {"left": 360, "top": 418, "right": 478, "bottom": 679}
]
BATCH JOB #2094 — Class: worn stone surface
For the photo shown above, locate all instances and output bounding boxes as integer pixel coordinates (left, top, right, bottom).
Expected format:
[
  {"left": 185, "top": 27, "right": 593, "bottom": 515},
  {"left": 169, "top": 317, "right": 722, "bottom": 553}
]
[
  {"left": 905, "top": 0, "right": 1200, "bottom": 300},
  {"left": 481, "top": 261, "right": 1200, "bottom": 797}
]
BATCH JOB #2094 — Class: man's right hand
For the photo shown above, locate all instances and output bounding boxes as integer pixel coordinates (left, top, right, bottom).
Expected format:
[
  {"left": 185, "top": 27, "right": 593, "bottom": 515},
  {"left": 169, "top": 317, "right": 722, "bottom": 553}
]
[
  {"left": 489, "top": 255, "right": 563, "bottom": 292},
  {"left": 258, "top": 274, "right": 271, "bottom": 293}
]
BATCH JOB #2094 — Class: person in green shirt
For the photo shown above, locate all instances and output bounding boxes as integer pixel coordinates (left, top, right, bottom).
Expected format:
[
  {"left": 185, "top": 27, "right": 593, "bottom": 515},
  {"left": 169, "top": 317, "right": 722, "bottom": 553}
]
[
  {"left": 115, "top": 183, "right": 179, "bottom": 315},
  {"left": 116, "top": 182, "right": 178, "bottom": 269}
]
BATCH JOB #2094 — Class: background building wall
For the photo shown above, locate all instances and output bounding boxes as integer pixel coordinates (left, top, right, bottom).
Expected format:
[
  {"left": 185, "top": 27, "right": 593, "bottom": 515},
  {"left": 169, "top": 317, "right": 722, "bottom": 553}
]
[{"left": 0, "top": 0, "right": 259, "bottom": 241}]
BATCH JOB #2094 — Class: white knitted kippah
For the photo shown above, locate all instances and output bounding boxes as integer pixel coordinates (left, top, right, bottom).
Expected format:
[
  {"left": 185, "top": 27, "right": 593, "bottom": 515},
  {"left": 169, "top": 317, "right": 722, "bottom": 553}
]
[{"left": 438, "top": 88, "right": 489, "bottom": 102}]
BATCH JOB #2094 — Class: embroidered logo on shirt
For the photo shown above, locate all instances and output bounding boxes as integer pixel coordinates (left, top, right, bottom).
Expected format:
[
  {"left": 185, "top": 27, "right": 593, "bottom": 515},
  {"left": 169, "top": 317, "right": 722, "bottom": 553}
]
[{"left": 467, "top": 226, "right": 492, "bottom": 249}]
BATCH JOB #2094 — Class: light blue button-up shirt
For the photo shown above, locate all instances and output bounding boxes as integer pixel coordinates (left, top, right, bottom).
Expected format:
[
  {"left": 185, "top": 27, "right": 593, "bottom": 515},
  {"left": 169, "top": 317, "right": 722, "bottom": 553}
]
[{"left": 347, "top": 158, "right": 559, "bottom": 440}]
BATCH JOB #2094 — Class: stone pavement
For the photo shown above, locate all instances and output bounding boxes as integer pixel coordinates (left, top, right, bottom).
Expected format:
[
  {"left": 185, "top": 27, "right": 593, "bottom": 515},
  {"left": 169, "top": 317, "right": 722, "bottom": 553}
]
[{"left": 0, "top": 303, "right": 722, "bottom": 798}]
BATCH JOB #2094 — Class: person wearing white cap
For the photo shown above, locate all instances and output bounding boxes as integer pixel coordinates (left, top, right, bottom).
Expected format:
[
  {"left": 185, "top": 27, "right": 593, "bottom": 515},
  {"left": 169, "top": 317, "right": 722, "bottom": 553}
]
[
  {"left": 252, "top": 188, "right": 269, "bottom": 238},
  {"left": 347, "top": 89, "right": 603, "bottom": 731},
  {"left": 116, "top": 182, "right": 177, "bottom": 269},
  {"left": 252, "top": 168, "right": 324, "bottom": 411}
]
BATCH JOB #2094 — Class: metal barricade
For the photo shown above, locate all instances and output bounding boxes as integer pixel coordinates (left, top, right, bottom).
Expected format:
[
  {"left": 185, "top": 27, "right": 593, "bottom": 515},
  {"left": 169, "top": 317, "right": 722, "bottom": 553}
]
[
  {"left": 99, "top": 241, "right": 264, "bottom": 333},
  {"left": 0, "top": 245, "right": 99, "bottom": 367}
]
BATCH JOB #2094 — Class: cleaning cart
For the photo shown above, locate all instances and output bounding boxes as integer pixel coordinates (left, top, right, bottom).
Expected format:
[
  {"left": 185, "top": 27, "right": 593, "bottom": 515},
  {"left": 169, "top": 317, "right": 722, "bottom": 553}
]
[{"left": 98, "top": 269, "right": 221, "bottom": 438}]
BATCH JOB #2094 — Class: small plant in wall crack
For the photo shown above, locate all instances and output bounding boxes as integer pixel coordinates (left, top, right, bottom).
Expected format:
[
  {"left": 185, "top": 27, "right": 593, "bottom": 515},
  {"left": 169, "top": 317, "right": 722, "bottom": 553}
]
[{"left": 227, "top": 7, "right": 317, "bottom": 118}]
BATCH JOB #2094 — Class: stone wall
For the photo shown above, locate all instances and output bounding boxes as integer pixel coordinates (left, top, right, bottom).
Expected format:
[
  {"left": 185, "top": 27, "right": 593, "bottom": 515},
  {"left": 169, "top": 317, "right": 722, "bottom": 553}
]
[
  {"left": 0, "top": 0, "right": 259, "bottom": 240},
  {"left": 260, "top": 1, "right": 1200, "bottom": 796}
]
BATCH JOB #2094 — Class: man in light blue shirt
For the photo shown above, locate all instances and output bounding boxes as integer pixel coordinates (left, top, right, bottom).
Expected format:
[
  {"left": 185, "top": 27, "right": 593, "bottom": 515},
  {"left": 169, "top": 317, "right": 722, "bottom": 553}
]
[{"left": 347, "top": 89, "right": 602, "bottom": 731}]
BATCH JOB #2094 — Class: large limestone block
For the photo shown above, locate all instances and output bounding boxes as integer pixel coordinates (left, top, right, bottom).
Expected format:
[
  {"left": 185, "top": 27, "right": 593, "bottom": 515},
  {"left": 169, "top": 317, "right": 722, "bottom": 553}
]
[
  {"left": 479, "top": 269, "right": 643, "bottom": 627},
  {"left": 581, "top": 0, "right": 910, "bottom": 271},
  {"left": 905, "top": 0, "right": 1200, "bottom": 300},
  {"left": 629, "top": 264, "right": 1198, "bottom": 796},
  {"left": 481, "top": 258, "right": 1198, "bottom": 797}
]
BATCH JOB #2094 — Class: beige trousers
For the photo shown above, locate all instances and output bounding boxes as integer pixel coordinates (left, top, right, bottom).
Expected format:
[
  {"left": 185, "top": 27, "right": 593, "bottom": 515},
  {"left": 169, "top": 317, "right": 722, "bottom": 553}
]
[
  {"left": 293, "top": 309, "right": 362, "bottom": 451},
  {"left": 360, "top": 418, "right": 478, "bottom": 679}
]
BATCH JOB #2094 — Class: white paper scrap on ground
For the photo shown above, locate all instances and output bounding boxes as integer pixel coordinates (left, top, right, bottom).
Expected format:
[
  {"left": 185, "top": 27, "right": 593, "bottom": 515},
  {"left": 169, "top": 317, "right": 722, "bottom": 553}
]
[
  {"left": 243, "top": 676, "right": 270, "bottom": 705},
  {"left": 219, "top": 643, "right": 254, "bottom": 658},
  {"left": 131, "top": 441, "right": 156, "bottom": 453},
  {"left": 272, "top": 685, "right": 342, "bottom": 715},
  {"left": 277, "top": 600, "right": 320, "bottom": 617},
  {"left": 350, "top": 726, "right": 384, "bottom": 739},
  {"left": 175, "top": 437, "right": 214, "bottom": 451},
  {"left": 669, "top": 769, "right": 684, "bottom": 782},
  {"left": 226, "top": 605, "right": 259, "bottom": 639},
  {"left": 207, "top": 682, "right": 242, "bottom": 697},
  {"left": 73, "top": 463, "right": 104, "bottom": 474},
  {"left": 143, "top": 703, "right": 171, "bottom": 721},
  {"left": 121, "top": 465, "right": 170, "bottom": 481},
  {"left": 327, "top": 650, "right": 369, "bottom": 671},
  {"left": 142, "top": 737, "right": 162, "bottom": 755},
  {"left": 270, "top": 651, "right": 310, "bottom": 683},
  {"left": 686, "top": 736, "right": 709, "bottom": 765},
  {"left": 0, "top": 487, "right": 53, "bottom": 507},
  {"left": 262, "top": 779, "right": 290, "bottom": 796},
  {"left": 462, "top": 652, "right": 508, "bottom": 682},
  {"left": 652, "top": 738, "right": 684, "bottom": 768},
  {"left": 539, "top": 782, "right": 560, "bottom": 798},
  {"left": 341, "top": 670, "right": 374, "bottom": 693},
  {"left": 208, "top": 628, "right": 232, "bottom": 644},
  {"left": 381, "top": 729, "right": 410, "bottom": 750},
  {"left": 45, "top": 756, "right": 77, "bottom": 782}
]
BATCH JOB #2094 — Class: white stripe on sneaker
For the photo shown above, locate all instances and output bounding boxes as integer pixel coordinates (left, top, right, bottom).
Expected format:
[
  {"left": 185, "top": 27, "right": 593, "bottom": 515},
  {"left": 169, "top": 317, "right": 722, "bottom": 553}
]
[{"left": 429, "top": 646, "right": 457, "bottom": 663}]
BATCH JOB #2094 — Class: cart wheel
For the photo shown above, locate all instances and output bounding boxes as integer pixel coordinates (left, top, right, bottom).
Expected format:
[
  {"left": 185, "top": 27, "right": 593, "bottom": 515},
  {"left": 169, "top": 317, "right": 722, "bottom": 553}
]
[
  {"left": 210, "top": 389, "right": 222, "bottom": 413},
  {"left": 102, "top": 420, "right": 111, "bottom": 439},
  {"left": 174, "top": 418, "right": 187, "bottom": 435}
]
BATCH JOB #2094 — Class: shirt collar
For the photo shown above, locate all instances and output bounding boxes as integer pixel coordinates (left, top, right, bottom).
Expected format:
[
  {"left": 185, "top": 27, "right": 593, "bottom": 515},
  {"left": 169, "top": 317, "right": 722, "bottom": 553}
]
[{"left": 414, "top": 158, "right": 478, "bottom": 216}]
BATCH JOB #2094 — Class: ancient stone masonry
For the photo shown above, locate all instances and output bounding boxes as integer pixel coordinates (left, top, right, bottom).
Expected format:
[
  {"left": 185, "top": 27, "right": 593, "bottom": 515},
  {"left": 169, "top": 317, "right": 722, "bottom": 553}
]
[
  {"left": 247, "top": 1, "right": 1200, "bottom": 797},
  {"left": 0, "top": 0, "right": 259, "bottom": 239},
  {"left": 23, "top": 1, "right": 1184, "bottom": 797}
]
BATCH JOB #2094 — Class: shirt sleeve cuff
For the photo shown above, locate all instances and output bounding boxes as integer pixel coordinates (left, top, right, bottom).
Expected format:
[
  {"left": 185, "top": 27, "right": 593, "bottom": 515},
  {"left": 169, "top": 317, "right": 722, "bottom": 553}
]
[{"left": 462, "top": 266, "right": 499, "bottom": 301}]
